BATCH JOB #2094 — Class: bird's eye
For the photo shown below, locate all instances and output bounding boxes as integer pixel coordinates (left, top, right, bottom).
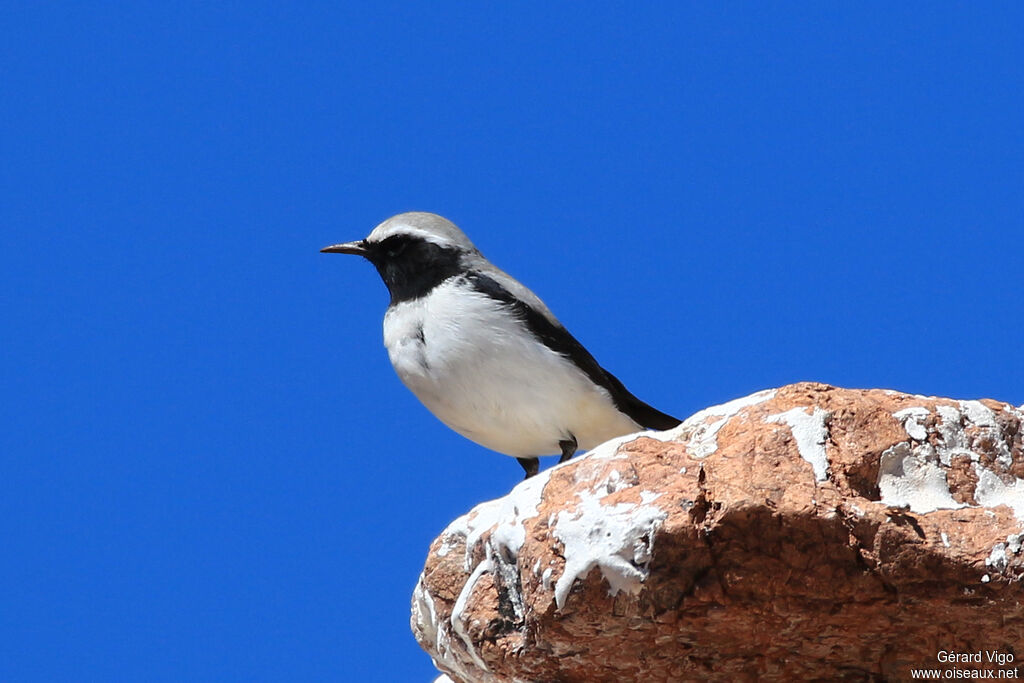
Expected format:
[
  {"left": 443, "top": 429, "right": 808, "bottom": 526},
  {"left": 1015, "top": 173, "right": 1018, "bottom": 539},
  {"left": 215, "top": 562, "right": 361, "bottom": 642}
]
[{"left": 385, "top": 238, "right": 409, "bottom": 258}]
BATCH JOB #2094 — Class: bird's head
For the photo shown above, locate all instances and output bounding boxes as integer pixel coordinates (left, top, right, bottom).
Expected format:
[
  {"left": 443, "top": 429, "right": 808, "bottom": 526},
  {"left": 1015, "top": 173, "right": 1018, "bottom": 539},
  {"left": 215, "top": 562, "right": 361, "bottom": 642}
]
[{"left": 321, "top": 212, "right": 480, "bottom": 304}]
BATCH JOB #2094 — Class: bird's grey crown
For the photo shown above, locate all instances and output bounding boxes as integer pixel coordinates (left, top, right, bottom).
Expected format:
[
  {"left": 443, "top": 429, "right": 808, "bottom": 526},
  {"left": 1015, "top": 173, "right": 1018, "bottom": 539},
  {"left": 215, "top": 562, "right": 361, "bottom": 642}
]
[{"left": 365, "top": 211, "right": 481, "bottom": 254}]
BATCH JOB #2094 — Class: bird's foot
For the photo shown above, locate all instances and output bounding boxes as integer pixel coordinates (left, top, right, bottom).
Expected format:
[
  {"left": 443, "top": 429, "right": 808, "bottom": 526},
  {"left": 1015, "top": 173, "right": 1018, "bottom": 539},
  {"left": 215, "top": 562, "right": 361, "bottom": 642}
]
[
  {"left": 558, "top": 434, "right": 578, "bottom": 464},
  {"left": 517, "top": 457, "right": 539, "bottom": 479}
]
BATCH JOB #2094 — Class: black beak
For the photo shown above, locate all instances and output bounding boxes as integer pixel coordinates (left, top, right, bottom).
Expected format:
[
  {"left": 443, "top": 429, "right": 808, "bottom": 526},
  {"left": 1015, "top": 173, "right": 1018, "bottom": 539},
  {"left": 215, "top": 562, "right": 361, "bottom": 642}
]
[{"left": 320, "top": 240, "right": 368, "bottom": 256}]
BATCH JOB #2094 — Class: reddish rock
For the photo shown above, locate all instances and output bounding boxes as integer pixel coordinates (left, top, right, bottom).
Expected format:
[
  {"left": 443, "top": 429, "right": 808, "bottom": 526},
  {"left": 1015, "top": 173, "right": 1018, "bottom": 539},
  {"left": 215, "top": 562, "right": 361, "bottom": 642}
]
[{"left": 412, "top": 383, "right": 1024, "bottom": 681}]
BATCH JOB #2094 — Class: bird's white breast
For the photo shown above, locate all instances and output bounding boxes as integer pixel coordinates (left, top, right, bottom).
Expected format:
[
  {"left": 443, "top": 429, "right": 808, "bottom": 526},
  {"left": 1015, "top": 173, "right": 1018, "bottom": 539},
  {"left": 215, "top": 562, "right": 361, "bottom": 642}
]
[{"left": 382, "top": 278, "right": 640, "bottom": 457}]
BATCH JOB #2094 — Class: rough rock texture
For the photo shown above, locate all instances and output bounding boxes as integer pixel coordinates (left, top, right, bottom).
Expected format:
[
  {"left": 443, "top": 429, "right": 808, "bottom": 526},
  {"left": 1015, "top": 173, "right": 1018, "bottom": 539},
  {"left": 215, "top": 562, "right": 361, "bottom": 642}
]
[{"left": 412, "top": 384, "right": 1024, "bottom": 682}]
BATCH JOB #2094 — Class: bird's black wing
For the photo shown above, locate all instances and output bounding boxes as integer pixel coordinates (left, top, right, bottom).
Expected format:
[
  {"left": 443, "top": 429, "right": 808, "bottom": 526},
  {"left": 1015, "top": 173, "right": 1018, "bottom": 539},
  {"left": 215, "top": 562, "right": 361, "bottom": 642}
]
[{"left": 466, "top": 272, "right": 681, "bottom": 430}]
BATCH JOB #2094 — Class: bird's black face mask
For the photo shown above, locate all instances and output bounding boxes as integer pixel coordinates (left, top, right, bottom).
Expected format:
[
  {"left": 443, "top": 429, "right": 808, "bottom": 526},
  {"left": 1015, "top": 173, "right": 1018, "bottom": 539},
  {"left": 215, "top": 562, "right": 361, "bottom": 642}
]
[{"left": 363, "top": 235, "right": 466, "bottom": 305}]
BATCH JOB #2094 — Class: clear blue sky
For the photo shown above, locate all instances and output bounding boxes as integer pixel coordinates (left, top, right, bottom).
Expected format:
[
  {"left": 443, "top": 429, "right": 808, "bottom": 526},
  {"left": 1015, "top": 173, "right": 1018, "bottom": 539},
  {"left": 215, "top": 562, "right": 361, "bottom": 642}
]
[{"left": 3, "top": 3, "right": 1021, "bottom": 681}]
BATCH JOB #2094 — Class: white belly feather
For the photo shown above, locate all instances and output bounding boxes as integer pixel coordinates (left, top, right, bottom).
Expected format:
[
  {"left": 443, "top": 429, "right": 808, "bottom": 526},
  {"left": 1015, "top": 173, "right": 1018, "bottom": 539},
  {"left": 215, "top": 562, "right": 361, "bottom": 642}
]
[{"left": 382, "top": 279, "right": 641, "bottom": 457}]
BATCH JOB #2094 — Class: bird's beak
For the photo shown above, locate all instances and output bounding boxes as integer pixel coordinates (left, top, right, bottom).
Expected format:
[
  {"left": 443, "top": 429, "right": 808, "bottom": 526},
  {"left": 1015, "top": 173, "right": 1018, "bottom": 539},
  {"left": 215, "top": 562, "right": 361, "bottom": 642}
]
[{"left": 320, "top": 240, "right": 368, "bottom": 256}]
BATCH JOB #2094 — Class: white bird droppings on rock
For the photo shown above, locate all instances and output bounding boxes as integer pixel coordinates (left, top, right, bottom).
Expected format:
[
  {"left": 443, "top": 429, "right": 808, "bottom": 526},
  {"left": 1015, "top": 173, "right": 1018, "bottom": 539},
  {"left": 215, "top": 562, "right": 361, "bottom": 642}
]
[{"left": 766, "top": 406, "right": 831, "bottom": 481}]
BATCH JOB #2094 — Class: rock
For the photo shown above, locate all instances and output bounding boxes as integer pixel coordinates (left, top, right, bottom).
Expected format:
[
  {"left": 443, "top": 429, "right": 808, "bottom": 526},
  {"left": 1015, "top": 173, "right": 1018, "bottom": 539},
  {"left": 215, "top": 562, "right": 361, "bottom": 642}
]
[{"left": 411, "top": 383, "right": 1024, "bottom": 681}]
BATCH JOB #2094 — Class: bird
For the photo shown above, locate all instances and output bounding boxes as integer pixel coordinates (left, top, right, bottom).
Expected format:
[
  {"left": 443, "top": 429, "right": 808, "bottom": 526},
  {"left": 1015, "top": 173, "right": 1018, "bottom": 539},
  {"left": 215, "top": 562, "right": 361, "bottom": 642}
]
[{"left": 321, "top": 211, "right": 680, "bottom": 478}]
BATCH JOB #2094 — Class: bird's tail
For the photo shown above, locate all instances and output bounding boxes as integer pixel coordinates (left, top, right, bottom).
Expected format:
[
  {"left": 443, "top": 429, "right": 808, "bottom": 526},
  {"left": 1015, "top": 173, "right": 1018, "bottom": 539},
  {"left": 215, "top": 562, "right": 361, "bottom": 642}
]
[{"left": 600, "top": 370, "right": 681, "bottom": 430}]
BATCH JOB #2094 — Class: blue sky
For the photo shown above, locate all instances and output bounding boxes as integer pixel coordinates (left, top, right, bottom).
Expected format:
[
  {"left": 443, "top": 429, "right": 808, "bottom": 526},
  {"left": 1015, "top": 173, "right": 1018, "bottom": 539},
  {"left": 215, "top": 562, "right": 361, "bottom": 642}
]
[{"left": 3, "top": 3, "right": 1022, "bottom": 681}]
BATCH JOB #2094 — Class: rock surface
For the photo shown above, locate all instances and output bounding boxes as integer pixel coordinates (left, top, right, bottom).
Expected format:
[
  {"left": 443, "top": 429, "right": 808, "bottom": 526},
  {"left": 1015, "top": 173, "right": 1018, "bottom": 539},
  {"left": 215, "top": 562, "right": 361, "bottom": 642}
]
[{"left": 411, "top": 383, "right": 1024, "bottom": 682}]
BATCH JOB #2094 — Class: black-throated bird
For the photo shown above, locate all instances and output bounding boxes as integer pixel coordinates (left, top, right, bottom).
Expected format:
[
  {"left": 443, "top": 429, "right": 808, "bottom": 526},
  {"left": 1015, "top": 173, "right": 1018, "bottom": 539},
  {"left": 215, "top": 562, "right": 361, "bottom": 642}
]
[{"left": 321, "top": 212, "right": 680, "bottom": 478}]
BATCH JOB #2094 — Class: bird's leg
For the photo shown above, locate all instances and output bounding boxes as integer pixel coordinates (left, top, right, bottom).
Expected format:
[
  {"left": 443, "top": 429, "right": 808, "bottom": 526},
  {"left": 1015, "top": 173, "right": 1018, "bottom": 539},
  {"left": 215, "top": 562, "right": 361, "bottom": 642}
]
[
  {"left": 517, "top": 457, "right": 539, "bottom": 479},
  {"left": 558, "top": 434, "right": 578, "bottom": 464}
]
